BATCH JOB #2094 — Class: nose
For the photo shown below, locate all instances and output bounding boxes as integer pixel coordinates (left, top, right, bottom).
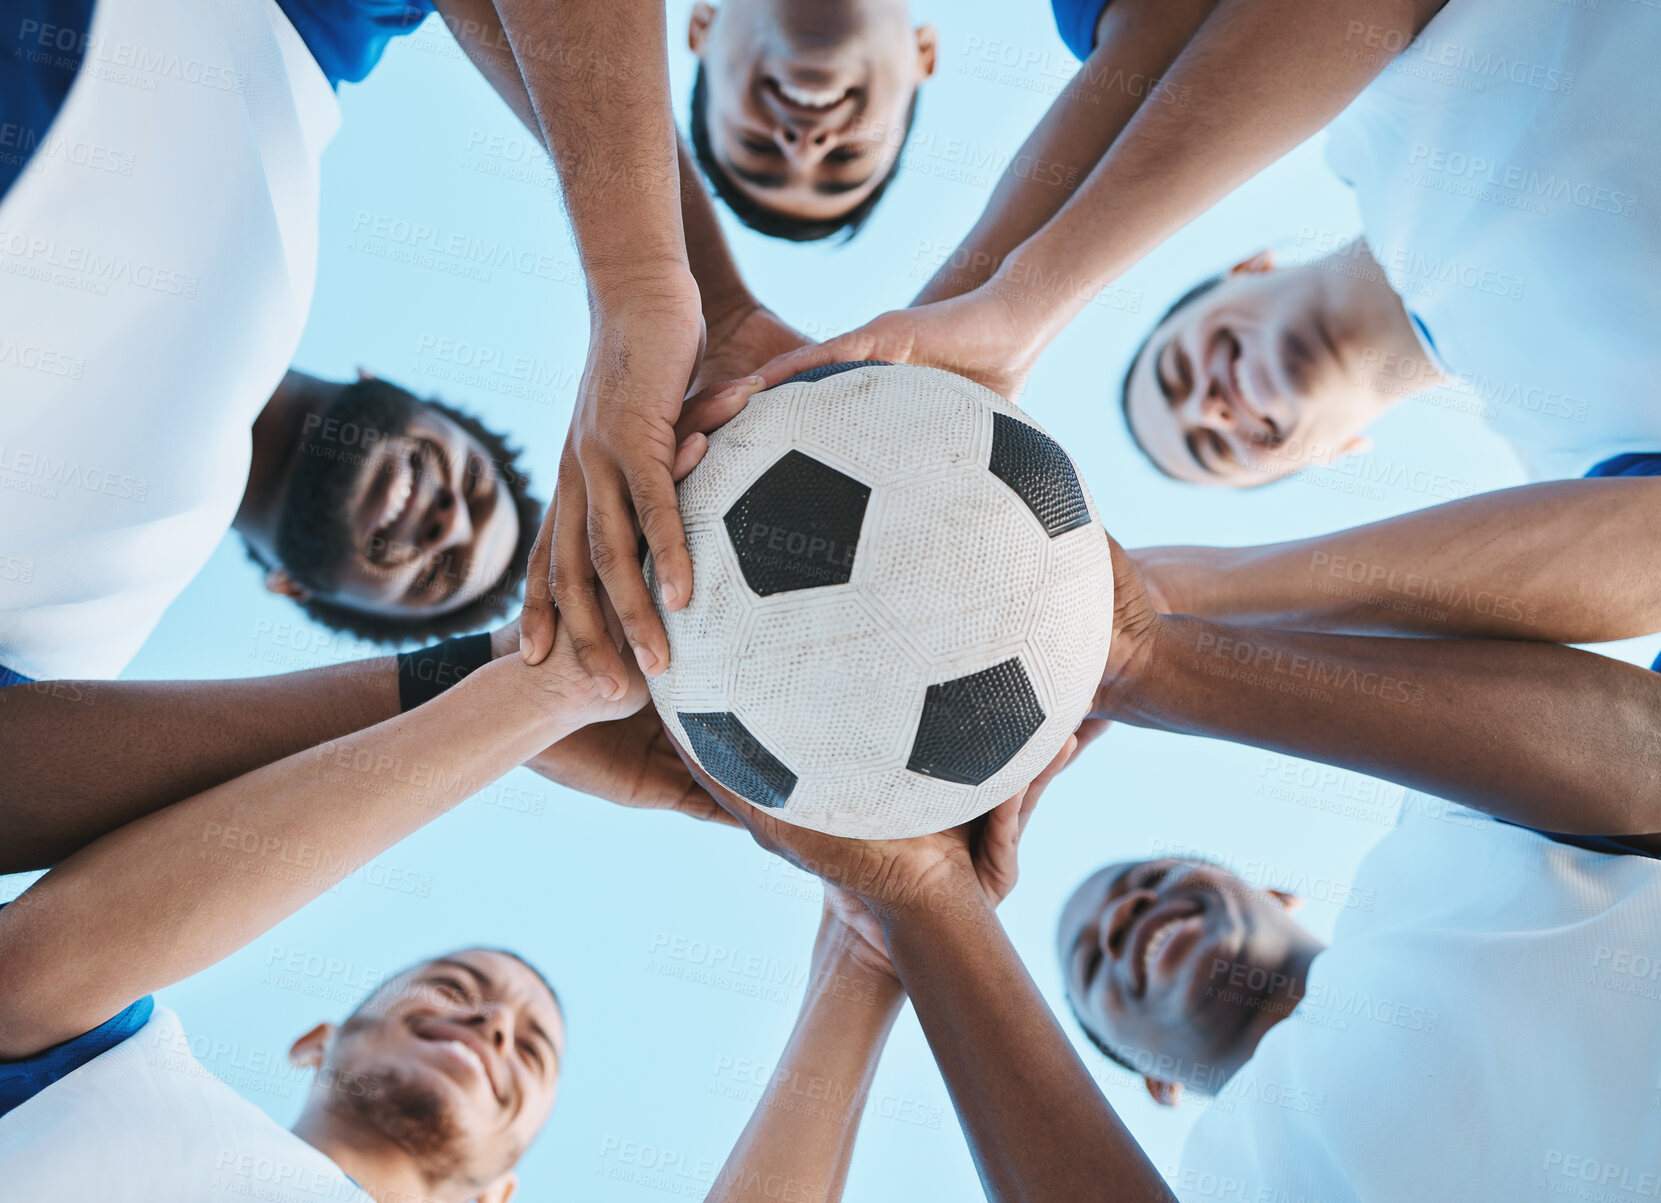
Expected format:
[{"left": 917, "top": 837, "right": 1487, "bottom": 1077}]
[
  {"left": 776, "top": 120, "right": 837, "bottom": 167},
  {"left": 416, "top": 486, "right": 472, "bottom": 553},
  {"left": 476, "top": 1004, "right": 508, "bottom": 1049},
  {"left": 1103, "top": 889, "right": 1157, "bottom": 961},
  {"left": 1179, "top": 377, "right": 1236, "bottom": 434}
]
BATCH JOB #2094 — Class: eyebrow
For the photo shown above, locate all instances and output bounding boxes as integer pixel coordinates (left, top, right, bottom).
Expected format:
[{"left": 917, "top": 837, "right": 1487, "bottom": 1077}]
[{"left": 728, "top": 162, "right": 787, "bottom": 190}]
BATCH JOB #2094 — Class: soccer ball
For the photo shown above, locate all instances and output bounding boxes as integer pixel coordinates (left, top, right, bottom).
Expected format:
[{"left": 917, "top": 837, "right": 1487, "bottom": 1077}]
[{"left": 645, "top": 362, "right": 1113, "bottom": 839}]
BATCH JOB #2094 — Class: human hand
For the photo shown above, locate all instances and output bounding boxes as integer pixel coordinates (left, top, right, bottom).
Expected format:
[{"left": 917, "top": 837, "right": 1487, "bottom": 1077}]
[
  {"left": 524, "top": 707, "right": 736, "bottom": 826},
  {"left": 521, "top": 278, "right": 705, "bottom": 692},
  {"left": 1092, "top": 536, "right": 1168, "bottom": 719},
  {"left": 695, "top": 300, "right": 813, "bottom": 395},
  {"left": 754, "top": 288, "right": 1040, "bottom": 404},
  {"left": 516, "top": 583, "right": 651, "bottom": 732},
  {"left": 685, "top": 734, "right": 1077, "bottom": 925}
]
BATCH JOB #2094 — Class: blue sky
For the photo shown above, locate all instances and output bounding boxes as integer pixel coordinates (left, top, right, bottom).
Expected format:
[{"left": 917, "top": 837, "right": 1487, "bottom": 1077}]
[{"left": 8, "top": 2, "right": 1658, "bottom": 1198}]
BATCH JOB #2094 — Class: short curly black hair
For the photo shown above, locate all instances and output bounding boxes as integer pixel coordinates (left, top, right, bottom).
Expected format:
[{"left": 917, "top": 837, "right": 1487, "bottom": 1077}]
[
  {"left": 248, "top": 391, "right": 543, "bottom": 647},
  {"left": 689, "top": 60, "right": 918, "bottom": 244}
]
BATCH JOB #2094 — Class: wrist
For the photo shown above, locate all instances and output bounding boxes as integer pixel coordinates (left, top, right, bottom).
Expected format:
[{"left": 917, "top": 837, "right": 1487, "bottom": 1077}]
[
  {"left": 469, "top": 656, "right": 587, "bottom": 744},
  {"left": 985, "top": 239, "right": 1093, "bottom": 352},
  {"left": 812, "top": 925, "right": 905, "bottom": 1005},
  {"left": 1095, "top": 608, "right": 1180, "bottom": 721},
  {"left": 702, "top": 289, "right": 762, "bottom": 344},
  {"left": 585, "top": 256, "right": 698, "bottom": 316},
  {"left": 865, "top": 859, "right": 986, "bottom": 934},
  {"left": 1098, "top": 613, "right": 1220, "bottom": 727}
]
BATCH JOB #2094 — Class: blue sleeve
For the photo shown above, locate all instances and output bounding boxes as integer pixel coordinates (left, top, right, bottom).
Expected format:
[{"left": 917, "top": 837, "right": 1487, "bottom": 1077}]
[
  {"left": 0, "top": 899, "right": 155, "bottom": 1117},
  {"left": 1584, "top": 452, "right": 1661, "bottom": 674},
  {"left": 0, "top": 997, "right": 154, "bottom": 1117},
  {"left": 1051, "top": 0, "right": 1112, "bottom": 61},
  {"left": 1585, "top": 453, "right": 1661, "bottom": 479},
  {"left": 0, "top": 0, "right": 95, "bottom": 204},
  {"left": 274, "top": 0, "right": 435, "bottom": 87}
]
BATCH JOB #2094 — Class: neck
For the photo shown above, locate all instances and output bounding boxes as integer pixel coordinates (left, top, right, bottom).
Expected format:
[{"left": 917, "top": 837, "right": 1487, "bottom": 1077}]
[
  {"left": 1316, "top": 243, "right": 1443, "bottom": 413},
  {"left": 1223, "top": 931, "right": 1325, "bottom": 1081},
  {"left": 292, "top": 1111, "right": 449, "bottom": 1203},
  {"left": 236, "top": 371, "right": 343, "bottom": 560}
]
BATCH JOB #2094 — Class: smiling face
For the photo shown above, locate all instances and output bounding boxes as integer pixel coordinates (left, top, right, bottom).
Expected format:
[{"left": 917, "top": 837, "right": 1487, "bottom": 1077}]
[
  {"left": 272, "top": 380, "right": 522, "bottom": 619},
  {"left": 1123, "top": 258, "right": 1381, "bottom": 487},
  {"left": 297, "top": 950, "right": 564, "bottom": 1192},
  {"left": 1057, "top": 859, "right": 1318, "bottom": 1094},
  {"left": 688, "top": 0, "right": 935, "bottom": 232}
]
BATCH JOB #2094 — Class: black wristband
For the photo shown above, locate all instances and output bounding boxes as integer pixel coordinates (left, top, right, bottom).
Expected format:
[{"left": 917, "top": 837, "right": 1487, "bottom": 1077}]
[{"left": 396, "top": 633, "right": 493, "bottom": 712}]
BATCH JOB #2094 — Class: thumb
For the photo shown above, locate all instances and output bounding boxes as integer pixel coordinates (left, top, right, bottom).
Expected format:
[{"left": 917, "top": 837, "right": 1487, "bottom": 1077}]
[{"left": 756, "top": 340, "right": 848, "bottom": 387}]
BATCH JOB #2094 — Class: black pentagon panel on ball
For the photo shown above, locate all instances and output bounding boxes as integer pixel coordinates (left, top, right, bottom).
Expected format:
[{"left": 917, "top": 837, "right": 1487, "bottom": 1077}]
[
  {"left": 772, "top": 360, "right": 894, "bottom": 388},
  {"left": 988, "top": 411, "right": 1092, "bottom": 538},
  {"left": 906, "top": 658, "right": 1047, "bottom": 786},
  {"left": 679, "top": 712, "right": 798, "bottom": 808},
  {"left": 724, "top": 450, "right": 871, "bottom": 596}
]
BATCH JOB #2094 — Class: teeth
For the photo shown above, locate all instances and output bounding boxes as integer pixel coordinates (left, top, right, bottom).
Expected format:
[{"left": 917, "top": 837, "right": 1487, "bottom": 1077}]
[
  {"left": 777, "top": 81, "right": 846, "bottom": 109},
  {"left": 1231, "top": 356, "right": 1264, "bottom": 419},
  {"left": 1141, "top": 917, "right": 1183, "bottom": 983},
  {"left": 442, "top": 1040, "right": 486, "bottom": 1080},
  {"left": 378, "top": 457, "right": 414, "bottom": 533}
]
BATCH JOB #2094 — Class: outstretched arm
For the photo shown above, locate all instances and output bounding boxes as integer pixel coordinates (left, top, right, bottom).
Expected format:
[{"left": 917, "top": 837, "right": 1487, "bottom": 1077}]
[
  {"left": 1133, "top": 476, "right": 1661, "bottom": 644},
  {"left": 0, "top": 623, "right": 636, "bottom": 1059},
  {"left": 1, "top": 623, "right": 728, "bottom": 871},
  {"left": 983, "top": 0, "right": 1445, "bottom": 349},
  {"left": 913, "top": 0, "right": 1217, "bottom": 305},
  {"left": 0, "top": 650, "right": 409, "bottom": 873},
  {"left": 757, "top": 0, "right": 1446, "bottom": 397},
  {"left": 708, "top": 892, "right": 904, "bottom": 1203},
  {"left": 699, "top": 740, "right": 1170, "bottom": 1202},
  {"left": 874, "top": 878, "right": 1173, "bottom": 1203},
  {"left": 435, "top": 1, "right": 801, "bottom": 386},
  {"left": 1100, "top": 542, "right": 1661, "bottom": 843}
]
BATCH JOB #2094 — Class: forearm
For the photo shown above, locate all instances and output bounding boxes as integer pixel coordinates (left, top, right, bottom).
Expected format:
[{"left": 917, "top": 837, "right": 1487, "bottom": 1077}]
[
  {"left": 1145, "top": 478, "right": 1661, "bottom": 643},
  {"left": 491, "top": 0, "right": 686, "bottom": 286},
  {"left": 0, "top": 659, "right": 580, "bottom": 1056},
  {"left": 0, "top": 659, "right": 395, "bottom": 872},
  {"left": 990, "top": 0, "right": 1442, "bottom": 346},
  {"left": 709, "top": 932, "right": 903, "bottom": 1203},
  {"left": 0, "top": 630, "right": 516, "bottom": 872},
  {"left": 877, "top": 882, "right": 1173, "bottom": 1203},
  {"left": 433, "top": 0, "right": 540, "bottom": 131},
  {"left": 679, "top": 137, "right": 755, "bottom": 333},
  {"left": 914, "top": 0, "right": 1215, "bottom": 305},
  {"left": 1107, "top": 617, "right": 1661, "bottom": 836}
]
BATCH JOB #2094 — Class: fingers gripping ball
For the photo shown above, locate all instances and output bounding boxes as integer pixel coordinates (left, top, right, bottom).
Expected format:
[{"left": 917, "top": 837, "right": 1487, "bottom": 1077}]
[{"left": 644, "top": 363, "right": 1112, "bottom": 838}]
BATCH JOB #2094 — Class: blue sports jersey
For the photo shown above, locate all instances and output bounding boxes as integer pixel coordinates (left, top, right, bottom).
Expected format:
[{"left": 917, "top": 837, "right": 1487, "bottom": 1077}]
[
  {"left": 1586, "top": 452, "right": 1661, "bottom": 672},
  {"left": 1585, "top": 453, "right": 1661, "bottom": 481},
  {"left": 0, "top": 1, "right": 96, "bottom": 201},
  {"left": 0, "top": 901, "right": 155, "bottom": 1117},
  {"left": 275, "top": 0, "right": 434, "bottom": 86},
  {"left": 0, "top": 0, "right": 433, "bottom": 202},
  {"left": 1051, "top": 0, "right": 1110, "bottom": 60}
]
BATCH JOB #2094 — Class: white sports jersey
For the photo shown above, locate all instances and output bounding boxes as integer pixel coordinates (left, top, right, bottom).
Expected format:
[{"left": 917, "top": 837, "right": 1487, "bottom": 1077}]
[
  {"left": 1325, "top": 0, "right": 1661, "bottom": 480},
  {"left": 1177, "top": 795, "right": 1661, "bottom": 1201},
  {"left": 0, "top": 1006, "right": 372, "bottom": 1202},
  {"left": 0, "top": 0, "right": 339, "bottom": 678}
]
